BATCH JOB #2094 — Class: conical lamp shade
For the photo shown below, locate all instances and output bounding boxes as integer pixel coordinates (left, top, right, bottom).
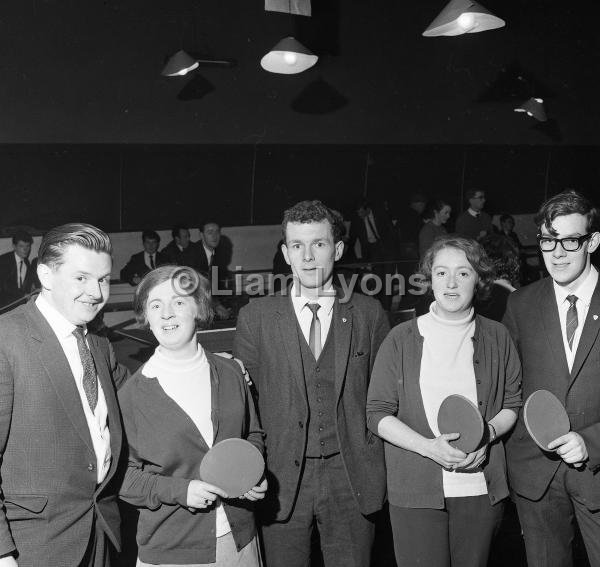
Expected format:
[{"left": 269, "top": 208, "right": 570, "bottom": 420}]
[
  {"left": 423, "top": 0, "right": 505, "bottom": 37},
  {"left": 514, "top": 98, "right": 547, "bottom": 122},
  {"left": 261, "top": 37, "right": 318, "bottom": 74},
  {"left": 162, "top": 50, "right": 200, "bottom": 77}
]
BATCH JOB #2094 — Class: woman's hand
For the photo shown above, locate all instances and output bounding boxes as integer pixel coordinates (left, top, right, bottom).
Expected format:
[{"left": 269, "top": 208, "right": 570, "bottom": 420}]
[
  {"left": 240, "top": 477, "right": 268, "bottom": 501},
  {"left": 455, "top": 444, "right": 488, "bottom": 471},
  {"left": 186, "top": 480, "right": 228, "bottom": 510},
  {"left": 424, "top": 433, "right": 467, "bottom": 469}
]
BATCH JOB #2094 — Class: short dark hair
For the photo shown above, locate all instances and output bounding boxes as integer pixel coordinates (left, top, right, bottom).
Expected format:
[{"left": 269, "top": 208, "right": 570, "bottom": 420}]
[
  {"left": 200, "top": 220, "right": 221, "bottom": 232},
  {"left": 38, "top": 223, "right": 112, "bottom": 267},
  {"left": 172, "top": 225, "right": 189, "bottom": 239},
  {"left": 142, "top": 230, "right": 160, "bottom": 242},
  {"left": 534, "top": 190, "right": 599, "bottom": 236},
  {"left": 422, "top": 200, "right": 450, "bottom": 221},
  {"left": 466, "top": 189, "right": 484, "bottom": 200},
  {"left": 133, "top": 265, "right": 214, "bottom": 329},
  {"left": 282, "top": 200, "right": 345, "bottom": 243},
  {"left": 499, "top": 214, "right": 515, "bottom": 225},
  {"left": 419, "top": 235, "right": 494, "bottom": 301},
  {"left": 12, "top": 230, "right": 33, "bottom": 245}
]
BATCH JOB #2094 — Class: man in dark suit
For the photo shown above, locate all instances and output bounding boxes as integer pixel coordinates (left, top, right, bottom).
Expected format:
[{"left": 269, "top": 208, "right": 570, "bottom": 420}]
[
  {"left": 0, "top": 231, "right": 38, "bottom": 309},
  {"left": 0, "top": 223, "right": 128, "bottom": 567},
  {"left": 455, "top": 189, "right": 493, "bottom": 241},
  {"left": 119, "top": 230, "right": 166, "bottom": 285},
  {"left": 234, "top": 200, "right": 389, "bottom": 567},
  {"left": 160, "top": 225, "right": 200, "bottom": 268},
  {"left": 503, "top": 190, "right": 600, "bottom": 566}
]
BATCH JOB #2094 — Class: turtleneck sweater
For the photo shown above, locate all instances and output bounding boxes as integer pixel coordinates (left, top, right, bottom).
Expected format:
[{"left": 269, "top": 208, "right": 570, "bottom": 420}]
[
  {"left": 417, "top": 302, "right": 488, "bottom": 497},
  {"left": 143, "top": 345, "right": 231, "bottom": 537}
]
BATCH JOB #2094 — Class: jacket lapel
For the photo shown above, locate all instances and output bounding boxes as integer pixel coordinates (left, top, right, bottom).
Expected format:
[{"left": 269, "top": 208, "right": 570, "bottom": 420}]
[
  {"left": 275, "top": 296, "right": 309, "bottom": 410},
  {"left": 539, "top": 279, "right": 570, "bottom": 380},
  {"left": 25, "top": 302, "right": 95, "bottom": 452},
  {"left": 569, "top": 281, "right": 600, "bottom": 384},
  {"left": 333, "top": 299, "right": 353, "bottom": 402}
]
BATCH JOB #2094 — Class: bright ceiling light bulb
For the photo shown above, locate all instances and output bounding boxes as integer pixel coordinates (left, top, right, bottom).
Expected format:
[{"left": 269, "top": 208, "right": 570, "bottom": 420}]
[
  {"left": 283, "top": 51, "right": 298, "bottom": 66},
  {"left": 457, "top": 12, "right": 476, "bottom": 31}
]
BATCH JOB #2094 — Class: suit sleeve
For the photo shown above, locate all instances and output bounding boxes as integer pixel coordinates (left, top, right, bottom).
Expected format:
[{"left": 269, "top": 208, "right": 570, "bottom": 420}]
[
  {"left": 233, "top": 306, "right": 260, "bottom": 389},
  {"left": 501, "top": 326, "right": 522, "bottom": 410},
  {"left": 118, "top": 384, "right": 190, "bottom": 510},
  {"left": 119, "top": 255, "right": 138, "bottom": 286},
  {"left": 369, "top": 300, "right": 391, "bottom": 373},
  {"left": 108, "top": 341, "right": 130, "bottom": 390},
  {"left": 501, "top": 293, "right": 520, "bottom": 352},
  {"left": 0, "top": 343, "right": 17, "bottom": 556}
]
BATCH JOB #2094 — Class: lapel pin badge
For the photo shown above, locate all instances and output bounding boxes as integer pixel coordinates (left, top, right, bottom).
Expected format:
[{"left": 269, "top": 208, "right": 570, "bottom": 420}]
[
  {"left": 342, "top": 317, "right": 347, "bottom": 323},
  {"left": 594, "top": 315, "right": 598, "bottom": 321}
]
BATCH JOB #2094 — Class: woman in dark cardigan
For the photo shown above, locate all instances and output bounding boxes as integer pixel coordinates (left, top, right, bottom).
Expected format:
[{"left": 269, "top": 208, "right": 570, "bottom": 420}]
[
  {"left": 367, "top": 236, "right": 522, "bottom": 567},
  {"left": 119, "top": 266, "right": 266, "bottom": 566}
]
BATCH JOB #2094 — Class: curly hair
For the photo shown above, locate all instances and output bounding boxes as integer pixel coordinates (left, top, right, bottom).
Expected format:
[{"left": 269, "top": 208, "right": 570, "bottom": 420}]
[
  {"left": 419, "top": 235, "right": 495, "bottom": 301},
  {"left": 282, "top": 200, "right": 345, "bottom": 243}
]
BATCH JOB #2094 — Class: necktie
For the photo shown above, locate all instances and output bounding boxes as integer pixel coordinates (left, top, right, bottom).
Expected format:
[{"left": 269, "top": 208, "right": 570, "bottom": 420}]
[
  {"left": 566, "top": 295, "right": 578, "bottom": 351},
  {"left": 72, "top": 327, "right": 98, "bottom": 412},
  {"left": 18, "top": 260, "right": 23, "bottom": 289},
  {"left": 307, "top": 303, "right": 322, "bottom": 360},
  {"left": 150, "top": 254, "right": 155, "bottom": 269}
]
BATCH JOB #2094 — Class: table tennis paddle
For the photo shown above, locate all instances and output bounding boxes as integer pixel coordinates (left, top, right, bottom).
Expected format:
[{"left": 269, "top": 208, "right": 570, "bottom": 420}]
[
  {"left": 437, "top": 394, "right": 485, "bottom": 453},
  {"left": 524, "top": 390, "right": 570, "bottom": 452},
  {"left": 199, "top": 438, "right": 264, "bottom": 498}
]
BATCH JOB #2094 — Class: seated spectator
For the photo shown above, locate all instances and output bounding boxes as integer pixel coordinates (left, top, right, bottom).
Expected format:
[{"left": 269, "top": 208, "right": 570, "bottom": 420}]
[
  {"left": 456, "top": 189, "right": 493, "bottom": 241},
  {"left": 497, "top": 214, "right": 522, "bottom": 251},
  {"left": 120, "top": 230, "right": 167, "bottom": 286},
  {"left": 161, "top": 225, "right": 201, "bottom": 267},
  {"left": 419, "top": 200, "right": 452, "bottom": 259},
  {"left": 0, "top": 229, "right": 39, "bottom": 308}
]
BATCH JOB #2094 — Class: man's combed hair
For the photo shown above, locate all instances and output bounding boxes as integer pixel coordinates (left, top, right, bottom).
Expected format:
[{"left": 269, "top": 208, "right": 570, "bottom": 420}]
[
  {"left": 282, "top": 200, "right": 345, "bottom": 243},
  {"left": 12, "top": 230, "right": 33, "bottom": 245},
  {"left": 38, "top": 223, "right": 112, "bottom": 267},
  {"left": 535, "top": 190, "right": 599, "bottom": 236},
  {"left": 419, "top": 235, "right": 495, "bottom": 301}
]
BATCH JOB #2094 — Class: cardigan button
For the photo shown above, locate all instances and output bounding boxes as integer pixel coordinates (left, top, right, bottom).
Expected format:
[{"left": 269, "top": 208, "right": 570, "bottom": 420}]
[
  {"left": 479, "top": 401, "right": 483, "bottom": 406},
  {"left": 476, "top": 379, "right": 482, "bottom": 384},
  {"left": 474, "top": 360, "right": 480, "bottom": 364}
]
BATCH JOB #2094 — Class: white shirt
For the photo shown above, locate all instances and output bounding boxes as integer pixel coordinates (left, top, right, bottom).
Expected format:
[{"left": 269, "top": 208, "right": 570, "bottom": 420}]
[
  {"left": 290, "top": 283, "right": 335, "bottom": 347},
  {"left": 467, "top": 208, "right": 480, "bottom": 218},
  {"left": 35, "top": 294, "right": 111, "bottom": 483},
  {"left": 203, "top": 244, "right": 214, "bottom": 267},
  {"left": 144, "top": 252, "right": 156, "bottom": 270},
  {"left": 14, "top": 253, "right": 27, "bottom": 287},
  {"left": 143, "top": 344, "right": 231, "bottom": 537},
  {"left": 553, "top": 266, "right": 598, "bottom": 372},
  {"left": 363, "top": 211, "right": 380, "bottom": 244}
]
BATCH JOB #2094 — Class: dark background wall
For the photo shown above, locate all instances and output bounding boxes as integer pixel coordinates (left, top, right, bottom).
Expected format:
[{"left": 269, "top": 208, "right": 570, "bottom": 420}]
[
  {"left": 1, "top": 144, "right": 598, "bottom": 233},
  {"left": 0, "top": 0, "right": 597, "bottom": 145}
]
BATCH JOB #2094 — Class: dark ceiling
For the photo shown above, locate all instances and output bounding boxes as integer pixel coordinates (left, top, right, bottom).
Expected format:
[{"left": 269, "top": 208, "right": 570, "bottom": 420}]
[{"left": 0, "top": 0, "right": 597, "bottom": 144}]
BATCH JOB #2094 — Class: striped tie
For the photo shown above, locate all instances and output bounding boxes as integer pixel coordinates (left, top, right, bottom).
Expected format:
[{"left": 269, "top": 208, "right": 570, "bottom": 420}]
[
  {"left": 566, "top": 295, "right": 578, "bottom": 351},
  {"left": 307, "top": 303, "right": 322, "bottom": 360}
]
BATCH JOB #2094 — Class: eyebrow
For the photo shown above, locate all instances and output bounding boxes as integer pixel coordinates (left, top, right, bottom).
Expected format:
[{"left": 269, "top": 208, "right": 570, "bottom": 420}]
[{"left": 433, "top": 265, "right": 473, "bottom": 270}]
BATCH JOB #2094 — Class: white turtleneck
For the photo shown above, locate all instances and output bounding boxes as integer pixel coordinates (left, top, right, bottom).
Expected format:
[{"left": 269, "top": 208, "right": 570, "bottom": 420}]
[
  {"left": 417, "top": 302, "right": 488, "bottom": 498},
  {"left": 142, "top": 344, "right": 232, "bottom": 537}
]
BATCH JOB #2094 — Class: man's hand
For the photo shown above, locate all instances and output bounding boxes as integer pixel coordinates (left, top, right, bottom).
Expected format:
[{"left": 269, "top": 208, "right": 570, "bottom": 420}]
[
  {"left": 548, "top": 432, "right": 588, "bottom": 467},
  {"left": 214, "top": 303, "right": 232, "bottom": 320},
  {"left": 239, "top": 478, "right": 268, "bottom": 502}
]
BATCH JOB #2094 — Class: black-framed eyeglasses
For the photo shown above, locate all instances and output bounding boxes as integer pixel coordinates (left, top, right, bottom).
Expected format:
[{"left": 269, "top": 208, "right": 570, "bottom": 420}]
[{"left": 537, "top": 233, "right": 593, "bottom": 252}]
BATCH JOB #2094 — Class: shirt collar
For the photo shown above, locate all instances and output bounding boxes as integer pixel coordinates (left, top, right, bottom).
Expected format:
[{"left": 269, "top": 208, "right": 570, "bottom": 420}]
[
  {"left": 203, "top": 243, "right": 214, "bottom": 257},
  {"left": 468, "top": 208, "right": 480, "bottom": 218},
  {"left": 14, "top": 253, "right": 26, "bottom": 265},
  {"left": 35, "top": 293, "right": 83, "bottom": 340},
  {"left": 553, "top": 265, "right": 598, "bottom": 308},
  {"left": 290, "top": 282, "right": 336, "bottom": 316}
]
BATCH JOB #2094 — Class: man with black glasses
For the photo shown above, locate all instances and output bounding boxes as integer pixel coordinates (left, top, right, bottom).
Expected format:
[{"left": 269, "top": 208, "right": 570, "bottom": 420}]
[{"left": 503, "top": 190, "right": 600, "bottom": 567}]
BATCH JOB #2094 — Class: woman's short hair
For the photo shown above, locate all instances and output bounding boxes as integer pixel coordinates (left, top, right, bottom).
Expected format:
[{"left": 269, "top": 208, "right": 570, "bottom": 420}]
[
  {"left": 38, "top": 223, "right": 112, "bottom": 267},
  {"left": 419, "top": 235, "right": 494, "bottom": 300},
  {"left": 133, "top": 265, "right": 214, "bottom": 329},
  {"left": 480, "top": 233, "right": 520, "bottom": 285},
  {"left": 422, "top": 200, "right": 450, "bottom": 221}
]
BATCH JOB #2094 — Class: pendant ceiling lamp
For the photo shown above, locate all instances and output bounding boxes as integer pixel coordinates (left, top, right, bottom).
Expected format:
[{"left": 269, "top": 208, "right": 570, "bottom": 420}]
[
  {"left": 514, "top": 98, "right": 547, "bottom": 122},
  {"left": 423, "top": 0, "right": 505, "bottom": 37},
  {"left": 162, "top": 50, "right": 199, "bottom": 77},
  {"left": 261, "top": 37, "right": 317, "bottom": 74}
]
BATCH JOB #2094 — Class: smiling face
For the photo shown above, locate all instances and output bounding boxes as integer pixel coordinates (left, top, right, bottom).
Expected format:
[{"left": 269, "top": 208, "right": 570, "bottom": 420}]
[
  {"left": 540, "top": 213, "right": 600, "bottom": 291},
  {"left": 146, "top": 279, "right": 199, "bottom": 357},
  {"left": 282, "top": 220, "right": 344, "bottom": 300},
  {"left": 431, "top": 246, "right": 479, "bottom": 320},
  {"left": 38, "top": 245, "right": 112, "bottom": 325},
  {"left": 143, "top": 237, "right": 159, "bottom": 255}
]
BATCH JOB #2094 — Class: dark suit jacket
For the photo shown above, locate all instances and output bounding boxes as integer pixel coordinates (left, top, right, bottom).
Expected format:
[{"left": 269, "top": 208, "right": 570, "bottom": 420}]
[
  {"left": 234, "top": 291, "right": 389, "bottom": 522},
  {"left": 160, "top": 240, "right": 203, "bottom": 270},
  {"left": 0, "top": 252, "right": 39, "bottom": 308},
  {"left": 503, "top": 277, "right": 600, "bottom": 509},
  {"left": 119, "top": 250, "right": 167, "bottom": 285},
  {"left": 0, "top": 299, "right": 128, "bottom": 566},
  {"left": 348, "top": 209, "right": 398, "bottom": 261},
  {"left": 192, "top": 242, "right": 229, "bottom": 282}
]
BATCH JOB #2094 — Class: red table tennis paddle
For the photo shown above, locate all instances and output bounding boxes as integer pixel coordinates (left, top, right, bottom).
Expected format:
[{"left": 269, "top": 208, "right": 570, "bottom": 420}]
[
  {"left": 437, "top": 394, "right": 485, "bottom": 453},
  {"left": 199, "top": 438, "right": 265, "bottom": 498},
  {"left": 524, "top": 390, "right": 570, "bottom": 451}
]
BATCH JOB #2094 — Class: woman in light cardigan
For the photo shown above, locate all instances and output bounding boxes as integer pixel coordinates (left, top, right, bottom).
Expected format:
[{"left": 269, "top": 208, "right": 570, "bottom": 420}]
[
  {"left": 367, "top": 236, "right": 522, "bottom": 567},
  {"left": 119, "top": 266, "right": 266, "bottom": 566}
]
